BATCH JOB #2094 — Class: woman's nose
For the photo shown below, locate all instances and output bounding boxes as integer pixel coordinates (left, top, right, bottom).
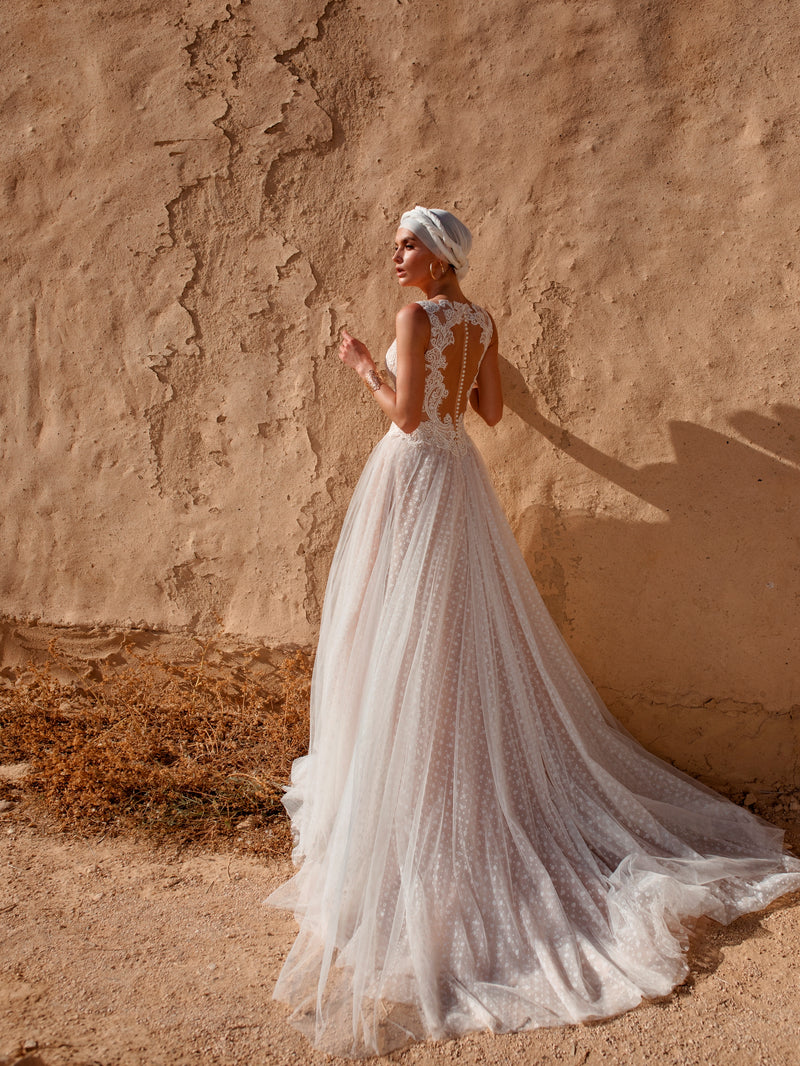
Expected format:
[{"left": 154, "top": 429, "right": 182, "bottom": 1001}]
[{"left": 392, "top": 248, "right": 402, "bottom": 262}]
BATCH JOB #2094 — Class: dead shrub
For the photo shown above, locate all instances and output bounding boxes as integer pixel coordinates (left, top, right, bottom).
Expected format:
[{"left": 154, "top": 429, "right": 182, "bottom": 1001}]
[{"left": 0, "top": 644, "right": 312, "bottom": 855}]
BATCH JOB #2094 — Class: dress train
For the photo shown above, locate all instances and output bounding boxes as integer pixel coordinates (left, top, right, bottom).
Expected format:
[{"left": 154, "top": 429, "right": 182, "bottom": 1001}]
[{"left": 267, "top": 300, "right": 800, "bottom": 1056}]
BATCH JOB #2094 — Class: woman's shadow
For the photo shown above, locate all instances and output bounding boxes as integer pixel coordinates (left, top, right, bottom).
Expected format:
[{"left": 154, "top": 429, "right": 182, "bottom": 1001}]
[{"left": 501, "top": 359, "right": 800, "bottom": 789}]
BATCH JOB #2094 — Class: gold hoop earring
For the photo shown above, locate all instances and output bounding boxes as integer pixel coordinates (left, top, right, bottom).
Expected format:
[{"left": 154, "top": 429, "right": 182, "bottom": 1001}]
[{"left": 429, "top": 261, "right": 446, "bottom": 281}]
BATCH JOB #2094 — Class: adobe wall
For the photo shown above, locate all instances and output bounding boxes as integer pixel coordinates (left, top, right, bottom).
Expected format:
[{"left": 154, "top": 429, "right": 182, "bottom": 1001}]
[{"left": 2, "top": 0, "right": 798, "bottom": 788}]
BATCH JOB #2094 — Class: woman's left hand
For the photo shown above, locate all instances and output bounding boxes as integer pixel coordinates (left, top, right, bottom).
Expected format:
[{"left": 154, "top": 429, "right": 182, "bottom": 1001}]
[{"left": 339, "top": 330, "right": 375, "bottom": 379}]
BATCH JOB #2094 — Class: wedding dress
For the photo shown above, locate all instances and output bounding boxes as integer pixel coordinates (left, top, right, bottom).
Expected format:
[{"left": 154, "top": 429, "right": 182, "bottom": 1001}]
[{"left": 267, "top": 299, "right": 800, "bottom": 1057}]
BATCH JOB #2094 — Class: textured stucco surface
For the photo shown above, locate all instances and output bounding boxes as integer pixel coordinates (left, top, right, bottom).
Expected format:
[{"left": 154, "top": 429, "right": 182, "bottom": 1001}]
[{"left": 1, "top": 0, "right": 798, "bottom": 787}]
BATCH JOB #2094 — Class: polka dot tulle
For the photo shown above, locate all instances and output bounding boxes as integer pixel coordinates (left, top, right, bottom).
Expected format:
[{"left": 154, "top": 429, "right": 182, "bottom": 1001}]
[{"left": 267, "top": 300, "right": 800, "bottom": 1057}]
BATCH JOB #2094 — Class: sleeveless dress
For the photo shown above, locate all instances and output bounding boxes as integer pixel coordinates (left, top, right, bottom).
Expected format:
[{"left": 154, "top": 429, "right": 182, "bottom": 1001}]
[{"left": 267, "top": 299, "right": 800, "bottom": 1057}]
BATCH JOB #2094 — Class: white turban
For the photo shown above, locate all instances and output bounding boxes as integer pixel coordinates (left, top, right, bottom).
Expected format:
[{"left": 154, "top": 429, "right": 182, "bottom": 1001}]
[{"left": 399, "top": 206, "right": 472, "bottom": 280}]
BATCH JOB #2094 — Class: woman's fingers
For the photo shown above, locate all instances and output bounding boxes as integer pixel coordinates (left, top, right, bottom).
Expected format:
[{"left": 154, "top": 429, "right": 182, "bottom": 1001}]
[{"left": 339, "top": 331, "right": 366, "bottom": 366}]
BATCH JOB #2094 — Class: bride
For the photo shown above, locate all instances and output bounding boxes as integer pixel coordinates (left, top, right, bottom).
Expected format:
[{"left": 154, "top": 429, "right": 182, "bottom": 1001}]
[{"left": 267, "top": 206, "right": 800, "bottom": 1057}]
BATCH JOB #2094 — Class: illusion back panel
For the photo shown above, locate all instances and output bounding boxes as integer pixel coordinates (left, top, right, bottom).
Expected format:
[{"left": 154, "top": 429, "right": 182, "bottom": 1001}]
[{"left": 418, "top": 301, "right": 494, "bottom": 429}]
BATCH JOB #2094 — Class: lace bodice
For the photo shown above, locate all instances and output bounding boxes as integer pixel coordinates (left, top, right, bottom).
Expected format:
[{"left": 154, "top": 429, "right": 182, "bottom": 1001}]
[{"left": 385, "top": 299, "right": 493, "bottom": 455}]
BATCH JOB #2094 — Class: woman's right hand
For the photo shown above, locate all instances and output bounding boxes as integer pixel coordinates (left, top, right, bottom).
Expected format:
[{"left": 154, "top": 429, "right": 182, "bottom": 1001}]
[{"left": 339, "top": 331, "right": 375, "bottom": 379}]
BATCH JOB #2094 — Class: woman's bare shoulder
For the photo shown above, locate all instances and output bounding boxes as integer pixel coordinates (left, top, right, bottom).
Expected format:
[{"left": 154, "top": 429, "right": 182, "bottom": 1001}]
[
  {"left": 395, "top": 303, "right": 432, "bottom": 348},
  {"left": 395, "top": 301, "right": 430, "bottom": 326}
]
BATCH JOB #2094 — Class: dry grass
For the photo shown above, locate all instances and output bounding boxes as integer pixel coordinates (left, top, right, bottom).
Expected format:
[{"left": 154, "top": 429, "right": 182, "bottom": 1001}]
[
  {"left": 0, "top": 644, "right": 311, "bottom": 855},
  {"left": 4, "top": 643, "right": 797, "bottom": 862}
]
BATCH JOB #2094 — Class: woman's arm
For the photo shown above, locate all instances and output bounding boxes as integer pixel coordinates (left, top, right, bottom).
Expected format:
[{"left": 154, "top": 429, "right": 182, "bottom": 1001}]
[
  {"left": 469, "top": 315, "right": 503, "bottom": 426},
  {"left": 339, "top": 303, "right": 428, "bottom": 433}
]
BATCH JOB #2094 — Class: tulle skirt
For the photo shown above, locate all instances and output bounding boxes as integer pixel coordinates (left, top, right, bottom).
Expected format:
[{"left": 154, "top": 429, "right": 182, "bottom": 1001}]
[{"left": 267, "top": 424, "right": 800, "bottom": 1057}]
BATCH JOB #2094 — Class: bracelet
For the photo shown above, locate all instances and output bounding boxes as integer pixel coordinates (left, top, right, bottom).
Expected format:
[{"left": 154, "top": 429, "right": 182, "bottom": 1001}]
[{"left": 364, "top": 368, "right": 382, "bottom": 392}]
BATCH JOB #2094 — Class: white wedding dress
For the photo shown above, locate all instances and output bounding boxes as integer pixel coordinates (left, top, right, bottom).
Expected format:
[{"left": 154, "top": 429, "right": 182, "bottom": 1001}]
[{"left": 268, "top": 299, "right": 800, "bottom": 1057}]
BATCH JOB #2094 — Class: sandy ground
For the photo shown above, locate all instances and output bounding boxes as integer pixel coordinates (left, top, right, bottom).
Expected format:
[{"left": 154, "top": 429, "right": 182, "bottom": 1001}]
[{"left": 2, "top": 806, "right": 800, "bottom": 1066}]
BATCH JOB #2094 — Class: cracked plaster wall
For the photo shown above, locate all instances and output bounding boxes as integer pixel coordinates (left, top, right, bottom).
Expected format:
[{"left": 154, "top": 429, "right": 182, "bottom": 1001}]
[{"left": 1, "top": 0, "right": 799, "bottom": 788}]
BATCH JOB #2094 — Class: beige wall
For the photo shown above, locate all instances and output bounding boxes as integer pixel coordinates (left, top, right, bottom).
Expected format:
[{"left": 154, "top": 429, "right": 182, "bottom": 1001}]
[{"left": 2, "top": 0, "right": 798, "bottom": 788}]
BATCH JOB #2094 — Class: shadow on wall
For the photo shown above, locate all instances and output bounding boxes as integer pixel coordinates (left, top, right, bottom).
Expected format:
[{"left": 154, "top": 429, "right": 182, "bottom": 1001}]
[{"left": 502, "top": 360, "right": 800, "bottom": 788}]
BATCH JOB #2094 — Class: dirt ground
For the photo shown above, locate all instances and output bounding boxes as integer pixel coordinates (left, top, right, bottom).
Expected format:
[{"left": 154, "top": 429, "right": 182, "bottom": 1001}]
[{"left": 2, "top": 807, "right": 800, "bottom": 1066}]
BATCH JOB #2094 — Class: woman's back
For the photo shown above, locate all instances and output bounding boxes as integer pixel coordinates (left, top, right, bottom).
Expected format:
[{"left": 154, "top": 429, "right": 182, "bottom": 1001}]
[{"left": 387, "top": 298, "right": 494, "bottom": 452}]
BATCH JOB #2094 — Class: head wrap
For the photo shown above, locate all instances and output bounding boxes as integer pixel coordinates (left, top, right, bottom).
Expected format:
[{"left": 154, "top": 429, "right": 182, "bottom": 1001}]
[{"left": 399, "top": 206, "right": 472, "bottom": 280}]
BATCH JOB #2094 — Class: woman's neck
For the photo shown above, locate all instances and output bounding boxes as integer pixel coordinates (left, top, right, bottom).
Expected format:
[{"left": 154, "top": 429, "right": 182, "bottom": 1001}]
[{"left": 416, "top": 273, "right": 465, "bottom": 303}]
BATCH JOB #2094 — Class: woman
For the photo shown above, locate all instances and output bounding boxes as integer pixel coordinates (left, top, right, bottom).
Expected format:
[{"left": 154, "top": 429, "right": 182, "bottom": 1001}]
[{"left": 267, "top": 206, "right": 800, "bottom": 1057}]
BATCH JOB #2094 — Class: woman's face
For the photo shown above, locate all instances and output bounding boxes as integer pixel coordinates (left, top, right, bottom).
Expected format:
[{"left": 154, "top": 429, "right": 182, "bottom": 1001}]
[{"left": 392, "top": 227, "right": 440, "bottom": 288}]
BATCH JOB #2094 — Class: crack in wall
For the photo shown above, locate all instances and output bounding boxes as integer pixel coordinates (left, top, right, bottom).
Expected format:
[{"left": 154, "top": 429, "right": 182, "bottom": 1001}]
[
  {"left": 147, "top": 7, "right": 241, "bottom": 502},
  {"left": 261, "top": 0, "right": 375, "bottom": 216},
  {"left": 273, "top": 0, "right": 341, "bottom": 76},
  {"left": 607, "top": 688, "right": 800, "bottom": 720},
  {"left": 139, "top": 1, "right": 340, "bottom": 631},
  {"left": 267, "top": 2, "right": 344, "bottom": 627},
  {"left": 603, "top": 688, "right": 800, "bottom": 787},
  {"left": 263, "top": 0, "right": 385, "bottom": 626},
  {"left": 149, "top": 2, "right": 338, "bottom": 496}
]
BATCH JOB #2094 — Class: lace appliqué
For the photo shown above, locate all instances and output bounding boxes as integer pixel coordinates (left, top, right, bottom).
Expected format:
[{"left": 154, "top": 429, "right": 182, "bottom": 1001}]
[{"left": 385, "top": 300, "right": 493, "bottom": 457}]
